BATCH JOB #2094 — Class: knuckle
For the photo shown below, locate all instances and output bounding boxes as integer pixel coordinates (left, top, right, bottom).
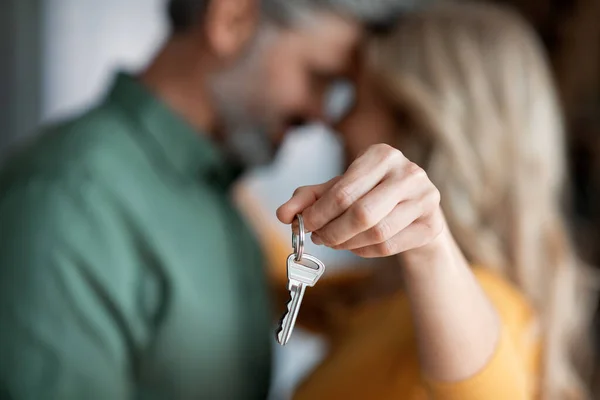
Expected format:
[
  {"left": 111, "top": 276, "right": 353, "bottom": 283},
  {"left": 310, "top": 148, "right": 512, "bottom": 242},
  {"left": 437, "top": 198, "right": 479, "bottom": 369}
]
[
  {"left": 425, "top": 188, "right": 442, "bottom": 210},
  {"left": 421, "top": 216, "right": 444, "bottom": 242},
  {"left": 352, "top": 202, "right": 376, "bottom": 227},
  {"left": 414, "top": 198, "right": 427, "bottom": 216},
  {"left": 293, "top": 186, "right": 308, "bottom": 197},
  {"left": 302, "top": 210, "right": 317, "bottom": 231},
  {"left": 374, "top": 143, "right": 401, "bottom": 162},
  {"left": 425, "top": 187, "right": 442, "bottom": 211},
  {"left": 318, "top": 230, "right": 333, "bottom": 245},
  {"left": 405, "top": 162, "right": 426, "bottom": 179},
  {"left": 378, "top": 239, "right": 397, "bottom": 257},
  {"left": 352, "top": 247, "right": 368, "bottom": 258},
  {"left": 371, "top": 220, "right": 391, "bottom": 242},
  {"left": 415, "top": 188, "right": 441, "bottom": 216},
  {"left": 332, "top": 185, "right": 355, "bottom": 210},
  {"left": 431, "top": 187, "right": 441, "bottom": 205},
  {"left": 372, "top": 143, "right": 395, "bottom": 154}
]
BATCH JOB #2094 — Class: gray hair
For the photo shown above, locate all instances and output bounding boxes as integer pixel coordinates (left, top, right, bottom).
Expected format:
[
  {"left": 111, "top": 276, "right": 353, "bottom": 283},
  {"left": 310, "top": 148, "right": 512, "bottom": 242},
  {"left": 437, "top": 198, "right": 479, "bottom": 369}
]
[{"left": 168, "top": 0, "right": 419, "bottom": 32}]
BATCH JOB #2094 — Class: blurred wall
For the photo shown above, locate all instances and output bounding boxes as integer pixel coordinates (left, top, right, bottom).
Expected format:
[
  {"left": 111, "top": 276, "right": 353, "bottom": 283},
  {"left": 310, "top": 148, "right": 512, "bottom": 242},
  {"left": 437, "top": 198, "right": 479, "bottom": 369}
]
[
  {"left": 0, "top": 0, "right": 43, "bottom": 155},
  {"left": 42, "top": 0, "right": 168, "bottom": 122}
]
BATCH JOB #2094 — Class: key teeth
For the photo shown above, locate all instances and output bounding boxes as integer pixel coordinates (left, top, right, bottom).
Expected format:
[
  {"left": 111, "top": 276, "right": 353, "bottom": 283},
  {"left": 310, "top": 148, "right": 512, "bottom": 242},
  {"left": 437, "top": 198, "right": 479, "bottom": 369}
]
[{"left": 275, "top": 293, "right": 295, "bottom": 344}]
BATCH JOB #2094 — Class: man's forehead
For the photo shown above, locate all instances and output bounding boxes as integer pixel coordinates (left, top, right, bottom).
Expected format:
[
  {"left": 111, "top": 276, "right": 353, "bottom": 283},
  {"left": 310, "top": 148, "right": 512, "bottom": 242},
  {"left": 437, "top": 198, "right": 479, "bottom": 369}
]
[{"left": 285, "top": 12, "right": 362, "bottom": 72}]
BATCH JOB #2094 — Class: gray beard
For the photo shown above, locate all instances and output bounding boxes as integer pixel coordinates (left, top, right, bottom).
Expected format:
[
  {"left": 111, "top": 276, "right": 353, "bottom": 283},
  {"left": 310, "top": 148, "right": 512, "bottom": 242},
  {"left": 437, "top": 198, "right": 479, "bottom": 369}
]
[
  {"left": 223, "top": 124, "right": 277, "bottom": 167},
  {"left": 208, "top": 26, "right": 280, "bottom": 168}
]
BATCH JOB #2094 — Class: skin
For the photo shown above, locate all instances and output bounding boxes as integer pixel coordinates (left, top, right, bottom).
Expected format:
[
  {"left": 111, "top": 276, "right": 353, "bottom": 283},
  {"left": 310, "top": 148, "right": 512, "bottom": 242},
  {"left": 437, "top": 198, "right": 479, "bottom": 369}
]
[{"left": 143, "top": 0, "right": 500, "bottom": 384}]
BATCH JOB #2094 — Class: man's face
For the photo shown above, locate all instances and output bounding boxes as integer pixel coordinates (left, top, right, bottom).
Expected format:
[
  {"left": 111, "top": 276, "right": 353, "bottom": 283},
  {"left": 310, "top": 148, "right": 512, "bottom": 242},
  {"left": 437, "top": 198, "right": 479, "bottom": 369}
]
[{"left": 210, "top": 12, "right": 361, "bottom": 166}]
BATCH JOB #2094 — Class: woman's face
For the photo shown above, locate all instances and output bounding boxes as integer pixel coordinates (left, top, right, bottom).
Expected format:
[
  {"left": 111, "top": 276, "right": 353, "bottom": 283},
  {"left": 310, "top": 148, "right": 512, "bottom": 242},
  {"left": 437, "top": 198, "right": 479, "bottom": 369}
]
[{"left": 335, "top": 68, "right": 400, "bottom": 167}]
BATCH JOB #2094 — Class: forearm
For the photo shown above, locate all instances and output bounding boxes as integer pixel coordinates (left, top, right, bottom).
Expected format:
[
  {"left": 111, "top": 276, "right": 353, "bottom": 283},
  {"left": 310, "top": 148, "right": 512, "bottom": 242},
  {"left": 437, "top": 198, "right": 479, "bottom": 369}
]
[{"left": 400, "top": 218, "right": 500, "bottom": 383}]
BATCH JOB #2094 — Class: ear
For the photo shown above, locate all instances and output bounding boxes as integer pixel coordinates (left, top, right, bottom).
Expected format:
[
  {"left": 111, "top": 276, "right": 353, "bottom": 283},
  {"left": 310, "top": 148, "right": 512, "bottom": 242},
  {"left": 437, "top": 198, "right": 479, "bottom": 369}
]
[{"left": 204, "top": 0, "right": 260, "bottom": 59}]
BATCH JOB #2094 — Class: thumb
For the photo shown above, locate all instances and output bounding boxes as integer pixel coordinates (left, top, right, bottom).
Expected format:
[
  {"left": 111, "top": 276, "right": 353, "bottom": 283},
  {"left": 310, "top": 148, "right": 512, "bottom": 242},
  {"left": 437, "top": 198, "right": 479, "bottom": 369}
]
[{"left": 276, "top": 176, "right": 341, "bottom": 226}]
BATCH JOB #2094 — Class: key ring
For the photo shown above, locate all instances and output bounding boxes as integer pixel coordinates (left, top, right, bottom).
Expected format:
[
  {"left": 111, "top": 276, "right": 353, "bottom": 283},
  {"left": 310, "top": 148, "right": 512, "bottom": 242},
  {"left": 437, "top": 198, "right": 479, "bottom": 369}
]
[{"left": 292, "top": 214, "right": 304, "bottom": 261}]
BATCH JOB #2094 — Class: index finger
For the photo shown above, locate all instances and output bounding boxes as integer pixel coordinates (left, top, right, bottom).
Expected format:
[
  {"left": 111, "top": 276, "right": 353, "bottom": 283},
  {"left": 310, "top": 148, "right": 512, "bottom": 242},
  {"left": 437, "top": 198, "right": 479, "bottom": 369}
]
[
  {"left": 302, "top": 150, "right": 391, "bottom": 232},
  {"left": 276, "top": 177, "right": 341, "bottom": 225}
]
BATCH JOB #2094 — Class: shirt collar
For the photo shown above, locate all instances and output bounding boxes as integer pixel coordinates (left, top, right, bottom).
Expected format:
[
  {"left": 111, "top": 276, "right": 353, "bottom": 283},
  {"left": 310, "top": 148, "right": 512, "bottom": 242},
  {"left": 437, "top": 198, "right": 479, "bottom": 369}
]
[{"left": 107, "top": 72, "right": 243, "bottom": 189}]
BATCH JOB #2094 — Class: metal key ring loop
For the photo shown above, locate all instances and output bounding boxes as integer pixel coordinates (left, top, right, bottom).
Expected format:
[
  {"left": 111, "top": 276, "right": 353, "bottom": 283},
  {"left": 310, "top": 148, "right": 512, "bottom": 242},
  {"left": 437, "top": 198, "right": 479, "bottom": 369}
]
[{"left": 292, "top": 214, "right": 304, "bottom": 261}]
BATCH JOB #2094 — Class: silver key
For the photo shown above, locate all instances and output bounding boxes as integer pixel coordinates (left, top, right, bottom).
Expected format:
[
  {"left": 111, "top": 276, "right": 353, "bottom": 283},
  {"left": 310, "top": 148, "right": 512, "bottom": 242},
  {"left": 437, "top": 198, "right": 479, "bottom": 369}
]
[{"left": 276, "top": 253, "right": 325, "bottom": 346}]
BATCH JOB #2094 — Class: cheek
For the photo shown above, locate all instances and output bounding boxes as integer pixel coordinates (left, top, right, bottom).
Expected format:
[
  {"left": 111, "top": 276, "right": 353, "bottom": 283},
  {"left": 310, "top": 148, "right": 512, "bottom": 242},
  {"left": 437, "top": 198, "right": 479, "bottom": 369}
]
[{"left": 265, "top": 48, "right": 310, "bottom": 114}]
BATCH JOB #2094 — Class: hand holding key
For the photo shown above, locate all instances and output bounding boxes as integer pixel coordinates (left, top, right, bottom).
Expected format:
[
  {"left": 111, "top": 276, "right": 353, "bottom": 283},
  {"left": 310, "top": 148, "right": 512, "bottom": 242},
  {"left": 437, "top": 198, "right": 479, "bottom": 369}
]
[
  {"left": 277, "top": 144, "right": 445, "bottom": 259},
  {"left": 276, "top": 145, "right": 502, "bottom": 383},
  {"left": 276, "top": 144, "right": 448, "bottom": 345}
]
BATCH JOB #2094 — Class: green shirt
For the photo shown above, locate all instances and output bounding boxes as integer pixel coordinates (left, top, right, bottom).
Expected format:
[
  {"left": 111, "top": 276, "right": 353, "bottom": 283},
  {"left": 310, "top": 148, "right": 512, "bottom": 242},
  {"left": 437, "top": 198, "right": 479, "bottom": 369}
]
[{"left": 0, "top": 74, "right": 273, "bottom": 400}]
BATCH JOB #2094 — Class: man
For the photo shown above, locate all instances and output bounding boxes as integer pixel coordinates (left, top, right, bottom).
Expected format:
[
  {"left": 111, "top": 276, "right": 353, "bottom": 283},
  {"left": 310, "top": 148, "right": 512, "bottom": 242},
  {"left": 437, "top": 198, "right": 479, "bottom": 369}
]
[{"left": 0, "top": 0, "right": 504, "bottom": 399}]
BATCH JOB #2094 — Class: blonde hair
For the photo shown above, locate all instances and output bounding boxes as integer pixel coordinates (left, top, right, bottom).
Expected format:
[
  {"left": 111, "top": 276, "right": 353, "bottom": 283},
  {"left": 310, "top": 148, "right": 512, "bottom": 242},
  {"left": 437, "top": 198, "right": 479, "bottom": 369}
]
[{"left": 366, "top": 3, "right": 596, "bottom": 398}]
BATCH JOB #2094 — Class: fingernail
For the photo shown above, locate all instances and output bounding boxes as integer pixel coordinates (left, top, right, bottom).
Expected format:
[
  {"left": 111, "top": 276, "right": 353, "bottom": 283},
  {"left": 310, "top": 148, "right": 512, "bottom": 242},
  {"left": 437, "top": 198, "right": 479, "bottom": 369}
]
[{"left": 311, "top": 233, "right": 323, "bottom": 246}]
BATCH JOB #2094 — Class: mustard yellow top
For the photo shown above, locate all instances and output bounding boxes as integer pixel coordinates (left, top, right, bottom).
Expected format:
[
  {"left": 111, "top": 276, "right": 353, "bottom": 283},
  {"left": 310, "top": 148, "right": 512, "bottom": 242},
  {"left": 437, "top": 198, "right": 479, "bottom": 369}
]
[{"left": 235, "top": 188, "right": 541, "bottom": 400}]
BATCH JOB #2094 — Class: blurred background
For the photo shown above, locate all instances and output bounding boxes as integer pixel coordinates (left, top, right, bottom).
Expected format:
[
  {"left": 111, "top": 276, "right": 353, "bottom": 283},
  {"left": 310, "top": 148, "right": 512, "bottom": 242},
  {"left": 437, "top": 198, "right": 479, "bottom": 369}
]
[{"left": 1, "top": 0, "right": 599, "bottom": 398}]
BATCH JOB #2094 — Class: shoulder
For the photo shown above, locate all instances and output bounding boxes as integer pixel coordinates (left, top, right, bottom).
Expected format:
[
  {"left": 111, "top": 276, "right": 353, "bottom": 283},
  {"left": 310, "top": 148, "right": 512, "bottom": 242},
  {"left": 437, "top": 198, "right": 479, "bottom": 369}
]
[
  {"left": 0, "top": 99, "right": 153, "bottom": 224},
  {"left": 0, "top": 101, "right": 143, "bottom": 264},
  {"left": 0, "top": 100, "right": 142, "bottom": 191}
]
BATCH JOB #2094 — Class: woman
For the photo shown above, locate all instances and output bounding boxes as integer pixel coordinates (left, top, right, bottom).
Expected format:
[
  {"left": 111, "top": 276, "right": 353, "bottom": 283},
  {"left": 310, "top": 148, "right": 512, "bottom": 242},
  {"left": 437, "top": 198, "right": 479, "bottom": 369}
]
[{"left": 237, "top": 2, "right": 596, "bottom": 399}]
